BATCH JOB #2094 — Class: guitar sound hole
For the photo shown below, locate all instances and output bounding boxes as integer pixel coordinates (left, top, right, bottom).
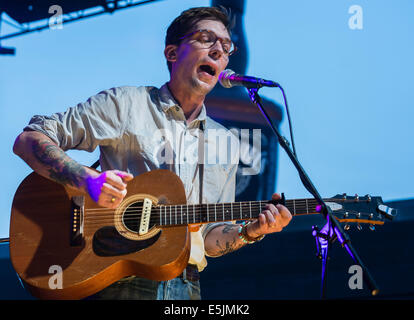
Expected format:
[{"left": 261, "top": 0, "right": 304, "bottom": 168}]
[
  {"left": 123, "top": 201, "right": 142, "bottom": 232},
  {"left": 122, "top": 201, "right": 155, "bottom": 233}
]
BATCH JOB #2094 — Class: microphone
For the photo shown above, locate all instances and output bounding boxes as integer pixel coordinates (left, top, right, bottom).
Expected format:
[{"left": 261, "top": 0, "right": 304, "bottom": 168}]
[{"left": 218, "top": 69, "right": 279, "bottom": 89}]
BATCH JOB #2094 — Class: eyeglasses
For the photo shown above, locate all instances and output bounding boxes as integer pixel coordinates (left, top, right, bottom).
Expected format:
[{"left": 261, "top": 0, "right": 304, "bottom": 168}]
[{"left": 179, "top": 29, "right": 237, "bottom": 57}]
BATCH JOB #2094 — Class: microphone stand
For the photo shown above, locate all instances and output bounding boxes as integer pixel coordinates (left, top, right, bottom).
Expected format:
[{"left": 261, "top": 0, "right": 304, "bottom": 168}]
[{"left": 246, "top": 87, "right": 380, "bottom": 298}]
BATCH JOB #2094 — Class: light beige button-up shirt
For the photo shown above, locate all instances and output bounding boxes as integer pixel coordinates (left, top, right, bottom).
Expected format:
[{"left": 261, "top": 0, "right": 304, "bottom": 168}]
[{"left": 25, "top": 83, "right": 239, "bottom": 271}]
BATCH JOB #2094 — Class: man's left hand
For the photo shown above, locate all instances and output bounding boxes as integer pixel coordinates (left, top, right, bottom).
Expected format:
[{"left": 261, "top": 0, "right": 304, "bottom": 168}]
[{"left": 246, "top": 193, "right": 292, "bottom": 238}]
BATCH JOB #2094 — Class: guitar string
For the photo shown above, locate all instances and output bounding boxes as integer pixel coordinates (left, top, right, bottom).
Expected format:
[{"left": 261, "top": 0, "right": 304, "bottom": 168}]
[
  {"left": 80, "top": 208, "right": 367, "bottom": 229},
  {"left": 81, "top": 199, "right": 321, "bottom": 217},
  {"left": 82, "top": 205, "right": 318, "bottom": 218},
  {"left": 80, "top": 202, "right": 326, "bottom": 224},
  {"left": 79, "top": 201, "right": 328, "bottom": 225},
  {"left": 80, "top": 197, "right": 365, "bottom": 214},
  {"left": 83, "top": 198, "right": 323, "bottom": 210},
  {"left": 81, "top": 203, "right": 321, "bottom": 221},
  {"left": 81, "top": 198, "right": 323, "bottom": 215},
  {"left": 81, "top": 208, "right": 315, "bottom": 219},
  {"left": 80, "top": 209, "right": 370, "bottom": 228}
]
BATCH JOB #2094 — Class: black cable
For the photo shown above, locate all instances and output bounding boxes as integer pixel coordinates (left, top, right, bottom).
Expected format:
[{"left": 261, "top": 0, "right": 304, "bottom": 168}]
[{"left": 278, "top": 84, "right": 297, "bottom": 158}]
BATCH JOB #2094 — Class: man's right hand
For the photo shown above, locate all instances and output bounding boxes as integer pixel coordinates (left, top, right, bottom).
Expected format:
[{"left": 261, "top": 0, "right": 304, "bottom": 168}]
[{"left": 86, "top": 170, "right": 134, "bottom": 209}]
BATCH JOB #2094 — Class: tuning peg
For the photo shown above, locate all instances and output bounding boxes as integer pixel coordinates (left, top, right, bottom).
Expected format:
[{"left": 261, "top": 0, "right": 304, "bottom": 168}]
[
  {"left": 344, "top": 224, "right": 351, "bottom": 231},
  {"left": 356, "top": 212, "right": 361, "bottom": 219},
  {"left": 342, "top": 193, "right": 347, "bottom": 200},
  {"left": 354, "top": 194, "right": 359, "bottom": 201},
  {"left": 365, "top": 194, "right": 372, "bottom": 202},
  {"left": 357, "top": 223, "right": 362, "bottom": 231},
  {"left": 369, "top": 224, "right": 375, "bottom": 231},
  {"left": 378, "top": 204, "right": 398, "bottom": 220}
]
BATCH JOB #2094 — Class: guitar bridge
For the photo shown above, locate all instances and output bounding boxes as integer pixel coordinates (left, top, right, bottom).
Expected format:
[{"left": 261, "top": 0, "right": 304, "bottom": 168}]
[{"left": 70, "top": 196, "right": 84, "bottom": 246}]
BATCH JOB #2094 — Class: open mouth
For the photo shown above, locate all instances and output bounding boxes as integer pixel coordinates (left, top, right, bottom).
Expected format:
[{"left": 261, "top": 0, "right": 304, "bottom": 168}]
[{"left": 198, "top": 64, "right": 216, "bottom": 77}]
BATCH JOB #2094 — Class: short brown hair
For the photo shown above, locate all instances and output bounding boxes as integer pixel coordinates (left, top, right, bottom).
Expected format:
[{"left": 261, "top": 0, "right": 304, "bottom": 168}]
[{"left": 165, "top": 6, "right": 234, "bottom": 72}]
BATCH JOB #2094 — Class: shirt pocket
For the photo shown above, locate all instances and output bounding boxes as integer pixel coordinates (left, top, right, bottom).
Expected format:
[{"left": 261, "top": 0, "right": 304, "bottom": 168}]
[{"left": 134, "top": 134, "right": 176, "bottom": 170}]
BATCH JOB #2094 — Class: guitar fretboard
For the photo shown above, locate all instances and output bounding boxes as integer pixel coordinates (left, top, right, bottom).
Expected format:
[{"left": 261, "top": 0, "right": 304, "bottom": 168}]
[{"left": 156, "top": 199, "right": 322, "bottom": 226}]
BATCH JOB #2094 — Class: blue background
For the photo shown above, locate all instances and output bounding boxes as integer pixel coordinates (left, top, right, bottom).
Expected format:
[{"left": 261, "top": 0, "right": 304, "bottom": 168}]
[{"left": 1, "top": 0, "right": 413, "bottom": 238}]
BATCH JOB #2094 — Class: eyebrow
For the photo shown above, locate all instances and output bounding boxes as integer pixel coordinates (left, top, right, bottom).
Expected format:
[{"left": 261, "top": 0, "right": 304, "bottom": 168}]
[
  {"left": 207, "top": 29, "right": 231, "bottom": 42},
  {"left": 212, "top": 30, "right": 231, "bottom": 42}
]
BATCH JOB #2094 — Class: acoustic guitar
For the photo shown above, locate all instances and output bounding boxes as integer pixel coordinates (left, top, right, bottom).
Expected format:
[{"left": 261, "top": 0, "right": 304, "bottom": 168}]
[{"left": 9, "top": 169, "right": 396, "bottom": 299}]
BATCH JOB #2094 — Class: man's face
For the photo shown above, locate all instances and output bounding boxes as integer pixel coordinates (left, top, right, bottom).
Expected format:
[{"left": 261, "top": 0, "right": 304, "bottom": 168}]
[{"left": 167, "top": 19, "right": 231, "bottom": 95}]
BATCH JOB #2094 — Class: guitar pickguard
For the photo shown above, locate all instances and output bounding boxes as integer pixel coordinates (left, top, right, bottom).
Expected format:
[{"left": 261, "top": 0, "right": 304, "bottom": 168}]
[{"left": 92, "top": 226, "right": 161, "bottom": 257}]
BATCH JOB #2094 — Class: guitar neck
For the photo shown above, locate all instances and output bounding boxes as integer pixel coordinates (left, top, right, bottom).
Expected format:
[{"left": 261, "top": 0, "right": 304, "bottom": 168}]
[{"left": 157, "top": 198, "right": 321, "bottom": 227}]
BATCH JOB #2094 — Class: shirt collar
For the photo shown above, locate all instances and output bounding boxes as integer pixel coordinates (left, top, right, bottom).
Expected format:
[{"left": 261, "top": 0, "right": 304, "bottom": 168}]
[{"left": 159, "top": 83, "right": 207, "bottom": 125}]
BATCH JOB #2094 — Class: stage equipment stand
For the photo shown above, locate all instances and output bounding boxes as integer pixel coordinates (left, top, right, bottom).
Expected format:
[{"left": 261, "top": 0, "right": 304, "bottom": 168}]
[{"left": 246, "top": 87, "right": 380, "bottom": 298}]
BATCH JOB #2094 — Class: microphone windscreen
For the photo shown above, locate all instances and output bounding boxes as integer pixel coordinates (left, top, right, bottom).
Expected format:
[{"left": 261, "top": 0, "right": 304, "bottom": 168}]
[{"left": 218, "top": 69, "right": 235, "bottom": 88}]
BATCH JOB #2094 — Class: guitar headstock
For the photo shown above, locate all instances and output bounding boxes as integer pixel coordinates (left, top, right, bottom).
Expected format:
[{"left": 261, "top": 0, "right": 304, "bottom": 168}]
[{"left": 325, "top": 194, "right": 398, "bottom": 231}]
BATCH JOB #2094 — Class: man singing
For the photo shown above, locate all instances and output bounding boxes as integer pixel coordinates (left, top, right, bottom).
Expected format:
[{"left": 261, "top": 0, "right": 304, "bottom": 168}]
[{"left": 13, "top": 6, "right": 292, "bottom": 300}]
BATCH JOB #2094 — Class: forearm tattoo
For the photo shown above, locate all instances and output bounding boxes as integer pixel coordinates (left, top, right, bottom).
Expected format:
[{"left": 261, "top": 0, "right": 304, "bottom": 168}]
[
  {"left": 214, "top": 224, "right": 245, "bottom": 256},
  {"left": 32, "top": 139, "right": 87, "bottom": 188}
]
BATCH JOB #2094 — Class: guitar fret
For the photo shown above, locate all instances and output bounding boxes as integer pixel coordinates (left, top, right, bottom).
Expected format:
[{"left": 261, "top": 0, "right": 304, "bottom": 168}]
[
  {"left": 157, "top": 198, "right": 328, "bottom": 226},
  {"left": 205, "top": 204, "right": 208, "bottom": 223},
  {"left": 240, "top": 202, "right": 242, "bottom": 219}
]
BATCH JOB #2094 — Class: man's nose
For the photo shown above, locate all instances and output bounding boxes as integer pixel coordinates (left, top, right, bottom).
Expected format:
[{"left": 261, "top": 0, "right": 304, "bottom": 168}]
[{"left": 208, "top": 41, "right": 225, "bottom": 60}]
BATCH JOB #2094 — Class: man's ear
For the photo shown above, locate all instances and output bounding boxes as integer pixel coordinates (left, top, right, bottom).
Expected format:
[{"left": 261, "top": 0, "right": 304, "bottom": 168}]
[{"left": 164, "top": 45, "right": 178, "bottom": 63}]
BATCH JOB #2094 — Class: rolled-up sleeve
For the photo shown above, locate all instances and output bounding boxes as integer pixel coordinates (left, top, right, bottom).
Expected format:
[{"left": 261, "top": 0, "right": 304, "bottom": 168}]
[{"left": 24, "top": 87, "right": 128, "bottom": 152}]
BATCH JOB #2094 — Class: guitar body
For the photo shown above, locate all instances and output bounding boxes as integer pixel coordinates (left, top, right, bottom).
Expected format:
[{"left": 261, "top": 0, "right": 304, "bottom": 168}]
[{"left": 9, "top": 169, "right": 190, "bottom": 300}]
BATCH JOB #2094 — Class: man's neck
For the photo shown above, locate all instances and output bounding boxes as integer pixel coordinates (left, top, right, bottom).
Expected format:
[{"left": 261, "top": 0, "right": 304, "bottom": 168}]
[{"left": 167, "top": 81, "right": 205, "bottom": 125}]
